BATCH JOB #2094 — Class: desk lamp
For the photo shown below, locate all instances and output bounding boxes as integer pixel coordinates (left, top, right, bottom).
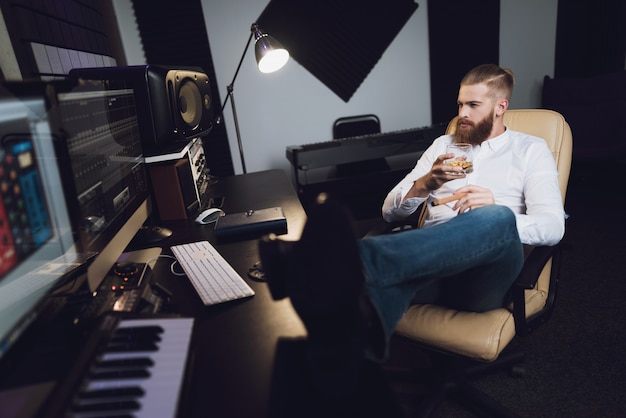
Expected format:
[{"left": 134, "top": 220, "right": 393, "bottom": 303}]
[{"left": 216, "top": 23, "right": 289, "bottom": 174}]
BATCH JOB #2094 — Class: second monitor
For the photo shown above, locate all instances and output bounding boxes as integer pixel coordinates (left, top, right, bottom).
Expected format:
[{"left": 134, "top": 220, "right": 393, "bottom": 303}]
[{"left": 48, "top": 77, "right": 158, "bottom": 293}]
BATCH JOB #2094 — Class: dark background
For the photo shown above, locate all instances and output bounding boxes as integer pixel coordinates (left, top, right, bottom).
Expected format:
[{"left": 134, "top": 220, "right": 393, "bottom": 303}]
[{"left": 1, "top": 0, "right": 624, "bottom": 176}]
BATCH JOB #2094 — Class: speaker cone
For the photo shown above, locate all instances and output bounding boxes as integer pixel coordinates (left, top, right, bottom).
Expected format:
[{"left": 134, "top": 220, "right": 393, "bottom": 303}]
[{"left": 178, "top": 77, "right": 203, "bottom": 128}]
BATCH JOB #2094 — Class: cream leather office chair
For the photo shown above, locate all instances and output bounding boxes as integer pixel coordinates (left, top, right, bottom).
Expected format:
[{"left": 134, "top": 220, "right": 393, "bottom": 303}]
[{"left": 391, "top": 109, "right": 572, "bottom": 417}]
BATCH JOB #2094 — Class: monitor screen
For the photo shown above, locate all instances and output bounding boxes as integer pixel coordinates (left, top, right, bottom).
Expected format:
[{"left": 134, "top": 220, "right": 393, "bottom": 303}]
[
  {"left": 0, "top": 76, "right": 157, "bottom": 363},
  {"left": 49, "top": 77, "right": 153, "bottom": 293},
  {"left": 0, "top": 88, "right": 79, "bottom": 361}
]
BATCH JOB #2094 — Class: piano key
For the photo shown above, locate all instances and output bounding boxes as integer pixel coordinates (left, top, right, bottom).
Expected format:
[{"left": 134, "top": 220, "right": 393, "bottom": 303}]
[
  {"left": 77, "top": 317, "right": 194, "bottom": 418},
  {"left": 73, "top": 399, "right": 141, "bottom": 413},
  {"left": 97, "top": 357, "right": 155, "bottom": 368},
  {"left": 105, "top": 341, "right": 160, "bottom": 352},
  {"left": 113, "top": 325, "right": 164, "bottom": 336},
  {"left": 110, "top": 333, "right": 162, "bottom": 344},
  {"left": 78, "top": 386, "right": 145, "bottom": 399},
  {"left": 108, "top": 325, "right": 164, "bottom": 347},
  {"left": 91, "top": 369, "right": 151, "bottom": 380}
]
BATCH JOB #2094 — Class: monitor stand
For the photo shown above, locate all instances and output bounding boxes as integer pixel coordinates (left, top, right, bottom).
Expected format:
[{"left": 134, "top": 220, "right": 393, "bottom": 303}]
[
  {"left": 115, "top": 247, "right": 163, "bottom": 280},
  {"left": 133, "top": 225, "right": 173, "bottom": 244}
]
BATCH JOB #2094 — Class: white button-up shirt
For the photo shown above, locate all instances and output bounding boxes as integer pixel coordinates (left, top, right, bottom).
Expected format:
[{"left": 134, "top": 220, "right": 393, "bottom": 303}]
[{"left": 382, "top": 128, "right": 565, "bottom": 246}]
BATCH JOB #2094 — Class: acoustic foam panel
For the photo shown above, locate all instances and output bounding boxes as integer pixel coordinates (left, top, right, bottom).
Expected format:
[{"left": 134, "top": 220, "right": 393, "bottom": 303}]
[{"left": 257, "top": 0, "right": 419, "bottom": 102}]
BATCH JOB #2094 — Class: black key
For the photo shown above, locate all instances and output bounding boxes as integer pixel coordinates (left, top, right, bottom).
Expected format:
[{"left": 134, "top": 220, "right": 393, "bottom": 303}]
[
  {"left": 105, "top": 342, "right": 159, "bottom": 352},
  {"left": 97, "top": 357, "right": 155, "bottom": 368},
  {"left": 114, "top": 325, "right": 164, "bottom": 336},
  {"left": 79, "top": 386, "right": 146, "bottom": 399},
  {"left": 91, "top": 369, "right": 151, "bottom": 380},
  {"left": 110, "top": 333, "right": 162, "bottom": 344},
  {"left": 73, "top": 400, "right": 141, "bottom": 413}
]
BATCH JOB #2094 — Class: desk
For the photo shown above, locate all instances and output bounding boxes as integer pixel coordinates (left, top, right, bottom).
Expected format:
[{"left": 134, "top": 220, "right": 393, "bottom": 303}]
[
  {"left": 144, "top": 169, "right": 400, "bottom": 417},
  {"left": 147, "top": 169, "right": 308, "bottom": 417},
  {"left": 0, "top": 169, "right": 401, "bottom": 417}
]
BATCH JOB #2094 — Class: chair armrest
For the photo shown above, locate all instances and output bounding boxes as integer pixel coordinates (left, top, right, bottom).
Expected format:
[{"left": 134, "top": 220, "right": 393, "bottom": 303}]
[
  {"left": 363, "top": 205, "right": 423, "bottom": 237},
  {"left": 512, "top": 243, "right": 563, "bottom": 335},
  {"left": 514, "top": 245, "right": 558, "bottom": 290}
]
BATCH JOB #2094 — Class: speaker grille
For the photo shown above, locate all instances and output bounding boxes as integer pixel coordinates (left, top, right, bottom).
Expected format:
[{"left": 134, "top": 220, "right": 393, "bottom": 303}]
[{"left": 162, "top": 69, "right": 213, "bottom": 139}]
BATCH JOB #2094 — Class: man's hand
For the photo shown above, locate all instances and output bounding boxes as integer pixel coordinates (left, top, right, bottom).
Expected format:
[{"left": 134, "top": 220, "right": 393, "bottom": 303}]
[
  {"left": 404, "top": 153, "right": 466, "bottom": 200},
  {"left": 452, "top": 184, "right": 495, "bottom": 213},
  {"left": 426, "top": 153, "right": 468, "bottom": 188}
]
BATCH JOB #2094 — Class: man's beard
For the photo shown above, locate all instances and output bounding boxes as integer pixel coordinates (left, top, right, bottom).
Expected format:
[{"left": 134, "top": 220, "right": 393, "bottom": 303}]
[{"left": 454, "top": 114, "right": 494, "bottom": 145}]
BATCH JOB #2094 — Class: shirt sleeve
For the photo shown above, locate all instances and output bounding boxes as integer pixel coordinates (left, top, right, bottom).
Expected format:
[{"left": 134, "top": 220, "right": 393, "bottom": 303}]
[
  {"left": 514, "top": 141, "right": 565, "bottom": 246},
  {"left": 381, "top": 132, "right": 566, "bottom": 246},
  {"left": 382, "top": 137, "right": 447, "bottom": 222}
]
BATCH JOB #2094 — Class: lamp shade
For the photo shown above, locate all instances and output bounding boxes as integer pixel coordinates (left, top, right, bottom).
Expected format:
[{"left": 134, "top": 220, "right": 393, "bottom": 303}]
[{"left": 252, "top": 24, "right": 289, "bottom": 73}]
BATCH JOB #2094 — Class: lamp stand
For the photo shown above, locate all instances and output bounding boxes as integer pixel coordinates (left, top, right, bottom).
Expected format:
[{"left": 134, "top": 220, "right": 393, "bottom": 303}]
[
  {"left": 216, "top": 24, "right": 288, "bottom": 175},
  {"left": 226, "top": 84, "right": 247, "bottom": 174},
  {"left": 217, "top": 30, "right": 255, "bottom": 175}
]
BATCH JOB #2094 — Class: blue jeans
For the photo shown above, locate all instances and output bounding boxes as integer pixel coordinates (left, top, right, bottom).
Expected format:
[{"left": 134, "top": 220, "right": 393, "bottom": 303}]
[{"left": 358, "top": 205, "right": 524, "bottom": 354}]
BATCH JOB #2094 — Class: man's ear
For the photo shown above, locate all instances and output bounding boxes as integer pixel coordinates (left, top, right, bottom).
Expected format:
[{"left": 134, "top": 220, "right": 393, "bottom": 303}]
[{"left": 495, "top": 98, "right": 509, "bottom": 117}]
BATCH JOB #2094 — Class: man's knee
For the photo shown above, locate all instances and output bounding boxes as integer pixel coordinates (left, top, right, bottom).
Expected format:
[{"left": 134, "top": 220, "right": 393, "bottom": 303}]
[
  {"left": 480, "top": 205, "right": 515, "bottom": 221},
  {"left": 468, "top": 205, "right": 517, "bottom": 234},
  {"left": 465, "top": 204, "right": 513, "bottom": 221}
]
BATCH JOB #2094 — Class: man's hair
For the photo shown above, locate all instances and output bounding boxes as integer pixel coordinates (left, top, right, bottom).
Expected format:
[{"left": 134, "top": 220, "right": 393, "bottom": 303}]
[{"left": 460, "top": 64, "right": 515, "bottom": 101}]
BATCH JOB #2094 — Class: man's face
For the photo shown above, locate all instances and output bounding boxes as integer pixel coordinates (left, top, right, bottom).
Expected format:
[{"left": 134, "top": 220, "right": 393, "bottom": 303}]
[{"left": 454, "top": 83, "right": 496, "bottom": 145}]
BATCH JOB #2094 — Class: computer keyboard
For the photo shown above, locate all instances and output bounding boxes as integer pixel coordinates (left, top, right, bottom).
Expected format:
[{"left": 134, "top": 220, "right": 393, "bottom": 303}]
[{"left": 170, "top": 241, "right": 255, "bottom": 306}]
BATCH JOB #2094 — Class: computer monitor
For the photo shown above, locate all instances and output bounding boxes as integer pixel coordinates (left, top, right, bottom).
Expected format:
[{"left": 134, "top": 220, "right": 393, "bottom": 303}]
[
  {"left": 48, "top": 77, "right": 158, "bottom": 293},
  {"left": 0, "top": 87, "right": 79, "bottom": 362},
  {"left": 0, "top": 75, "right": 163, "bottom": 365}
]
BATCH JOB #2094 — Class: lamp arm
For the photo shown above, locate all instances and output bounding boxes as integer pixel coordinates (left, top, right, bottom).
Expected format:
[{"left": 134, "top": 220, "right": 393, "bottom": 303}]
[
  {"left": 216, "top": 31, "right": 255, "bottom": 124},
  {"left": 214, "top": 23, "right": 278, "bottom": 174},
  {"left": 229, "top": 89, "right": 246, "bottom": 174}
]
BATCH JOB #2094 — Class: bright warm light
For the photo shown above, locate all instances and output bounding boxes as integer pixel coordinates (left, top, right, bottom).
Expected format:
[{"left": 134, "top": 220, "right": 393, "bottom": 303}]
[{"left": 257, "top": 48, "right": 289, "bottom": 73}]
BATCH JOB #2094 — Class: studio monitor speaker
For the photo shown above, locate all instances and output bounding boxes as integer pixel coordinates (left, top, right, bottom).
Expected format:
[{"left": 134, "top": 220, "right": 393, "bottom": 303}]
[{"left": 69, "top": 65, "right": 213, "bottom": 155}]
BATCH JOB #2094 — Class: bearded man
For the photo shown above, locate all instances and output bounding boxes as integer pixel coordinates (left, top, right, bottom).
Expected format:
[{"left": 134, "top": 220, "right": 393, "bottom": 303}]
[
  {"left": 259, "top": 64, "right": 565, "bottom": 395},
  {"left": 383, "top": 64, "right": 564, "bottom": 240}
]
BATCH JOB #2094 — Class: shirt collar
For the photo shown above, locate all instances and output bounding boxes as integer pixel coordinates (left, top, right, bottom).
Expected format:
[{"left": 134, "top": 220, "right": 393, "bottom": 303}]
[{"left": 480, "top": 126, "right": 510, "bottom": 152}]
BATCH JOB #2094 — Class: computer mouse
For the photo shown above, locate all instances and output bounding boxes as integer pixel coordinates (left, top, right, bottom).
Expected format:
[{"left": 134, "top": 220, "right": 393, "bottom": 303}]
[{"left": 195, "top": 208, "right": 225, "bottom": 224}]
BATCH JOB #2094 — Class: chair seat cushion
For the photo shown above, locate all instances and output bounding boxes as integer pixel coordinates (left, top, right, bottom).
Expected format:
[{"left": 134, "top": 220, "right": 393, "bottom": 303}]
[
  {"left": 395, "top": 286, "right": 548, "bottom": 362},
  {"left": 395, "top": 305, "right": 516, "bottom": 362}
]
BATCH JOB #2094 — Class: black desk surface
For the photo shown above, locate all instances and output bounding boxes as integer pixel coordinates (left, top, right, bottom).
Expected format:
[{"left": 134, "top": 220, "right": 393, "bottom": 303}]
[
  {"left": 145, "top": 169, "right": 399, "bottom": 417},
  {"left": 1, "top": 169, "right": 401, "bottom": 417},
  {"left": 147, "top": 169, "right": 310, "bottom": 417}
]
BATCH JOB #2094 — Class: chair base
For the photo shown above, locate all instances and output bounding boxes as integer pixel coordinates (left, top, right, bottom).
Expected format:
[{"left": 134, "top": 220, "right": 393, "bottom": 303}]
[{"left": 384, "top": 343, "right": 526, "bottom": 418}]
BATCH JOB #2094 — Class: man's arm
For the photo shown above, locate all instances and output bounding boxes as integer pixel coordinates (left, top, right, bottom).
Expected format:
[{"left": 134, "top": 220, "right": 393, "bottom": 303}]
[
  {"left": 382, "top": 136, "right": 463, "bottom": 222},
  {"left": 515, "top": 150, "right": 565, "bottom": 246}
]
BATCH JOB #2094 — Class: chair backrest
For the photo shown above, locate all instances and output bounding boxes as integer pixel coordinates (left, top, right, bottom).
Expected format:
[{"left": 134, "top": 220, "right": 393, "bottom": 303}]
[
  {"left": 445, "top": 109, "right": 573, "bottom": 203},
  {"left": 447, "top": 109, "right": 572, "bottom": 327},
  {"left": 332, "top": 114, "right": 388, "bottom": 177},
  {"left": 333, "top": 114, "right": 380, "bottom": 139}
]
